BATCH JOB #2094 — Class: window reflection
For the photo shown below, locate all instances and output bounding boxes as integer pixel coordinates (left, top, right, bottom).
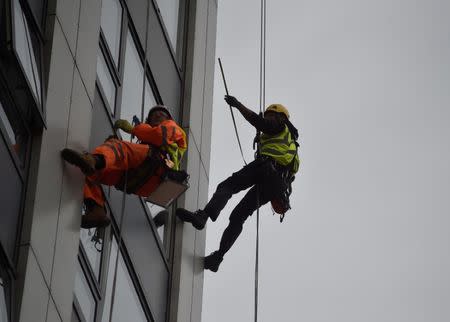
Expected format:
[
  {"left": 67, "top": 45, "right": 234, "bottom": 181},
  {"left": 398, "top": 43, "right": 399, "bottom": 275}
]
[
  {"left": 13, "top": 0, "right": 41, "bottom": 104},
  {"left": 120, "top": 31, "right": 145, "bottom": 141},
  {"left": 144, "top": 80, "right": 157, "bottom": 122},
  {"left": 0, "top": 99, "right": 28, "bottom": 166},
  {"left": 101, "top": 238, "right": 146, "bottom": 322},
  {"left": 155, "top": 0, "right": 180, "bottom": 51},
  {"left": 96, "top": 51, "right": 116, "bottom": 114},
  {"left": 100, "top": 0, "right": 122, "bottom": 66},
  {"left": 74, "top": 264, "right": 96, "bottom": 322}
]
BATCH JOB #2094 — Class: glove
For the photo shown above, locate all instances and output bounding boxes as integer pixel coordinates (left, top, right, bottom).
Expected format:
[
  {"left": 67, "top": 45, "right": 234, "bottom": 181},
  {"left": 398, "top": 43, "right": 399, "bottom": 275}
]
[
  {"left": 114, "top": 119, "right": 133, "bottom": 133},
  {"left": 224, "top": 95, "right": 242, "bottom": 108},
  {"left": 132, "top": 115, "right": 141, "bottom": 126}
]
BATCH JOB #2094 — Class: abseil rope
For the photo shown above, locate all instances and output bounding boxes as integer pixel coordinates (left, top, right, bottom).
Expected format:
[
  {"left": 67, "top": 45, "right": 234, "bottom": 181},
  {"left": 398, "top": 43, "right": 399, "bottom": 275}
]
[
  {"left": 255, "top": 0, "right": 267, "bottom": 321},
  {"left": 218, "top": 58, "right": 247, "bottom": 165},
  {"left": 108, "top": 1, "right": 150, "bottom": 320}
]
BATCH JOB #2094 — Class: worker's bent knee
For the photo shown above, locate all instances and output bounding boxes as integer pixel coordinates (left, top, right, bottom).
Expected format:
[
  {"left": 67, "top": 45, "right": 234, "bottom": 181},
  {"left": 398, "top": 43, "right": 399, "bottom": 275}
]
[
  {"left": 229, "top": 210, "right": 249, "bottom": 226},
  {"left": 215, "top": 180, "right": 233, "bottom": 196}
]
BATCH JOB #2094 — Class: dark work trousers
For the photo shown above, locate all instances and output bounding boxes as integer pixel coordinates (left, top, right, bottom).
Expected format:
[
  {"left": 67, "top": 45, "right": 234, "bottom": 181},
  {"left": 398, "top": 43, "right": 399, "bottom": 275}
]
[{"left": 204, "top": 157, "right": 285, "bottom": 257}]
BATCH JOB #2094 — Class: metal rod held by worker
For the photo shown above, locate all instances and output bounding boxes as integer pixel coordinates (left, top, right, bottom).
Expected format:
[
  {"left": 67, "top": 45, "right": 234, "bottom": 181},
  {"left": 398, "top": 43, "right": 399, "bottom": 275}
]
[
  {"left": 218, "top": 58, "right": 230, "bottom": 95},
  {"left": 217, "top": 57, "right": 247, "bottom": 165}
]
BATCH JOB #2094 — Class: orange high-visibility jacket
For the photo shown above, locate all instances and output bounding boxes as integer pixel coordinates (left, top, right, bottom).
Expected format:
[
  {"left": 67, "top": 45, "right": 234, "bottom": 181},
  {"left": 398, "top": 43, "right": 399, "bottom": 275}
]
[{"left": 84, "top": 120, "right": 187, "bottom": 207}]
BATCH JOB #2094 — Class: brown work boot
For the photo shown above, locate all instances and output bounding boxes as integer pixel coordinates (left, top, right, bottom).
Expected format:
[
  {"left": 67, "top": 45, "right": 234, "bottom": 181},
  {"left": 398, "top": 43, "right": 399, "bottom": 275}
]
[
  {"left": 61, "top": 148, "right": 96, "bottom": 176},
  {"left": 81, "top": 204, "right": 110, "bottom": 229}
]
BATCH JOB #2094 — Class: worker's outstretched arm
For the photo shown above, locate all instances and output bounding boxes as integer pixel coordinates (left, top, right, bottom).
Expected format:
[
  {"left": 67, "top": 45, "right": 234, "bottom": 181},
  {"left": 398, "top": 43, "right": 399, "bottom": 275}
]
[{"left": 224, "top": 95, "right": 284, "bottom": 135}]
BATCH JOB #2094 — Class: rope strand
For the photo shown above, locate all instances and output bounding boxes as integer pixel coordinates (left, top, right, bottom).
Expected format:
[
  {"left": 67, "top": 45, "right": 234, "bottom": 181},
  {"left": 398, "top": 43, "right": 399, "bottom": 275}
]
[{"left": 255, "top": 0, "right": 267, "bottom": 321}]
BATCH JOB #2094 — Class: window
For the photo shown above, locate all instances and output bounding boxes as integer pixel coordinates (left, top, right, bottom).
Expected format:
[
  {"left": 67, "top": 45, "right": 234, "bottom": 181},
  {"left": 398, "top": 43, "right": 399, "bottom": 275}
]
[
  {"left": 96, "top": 51, "right": 116, "bottom": 114},
  {"left": 101, "top": 238, "right": 146, "bottom": 322},
  {"left": 145, "top": 203, "right": 166, "bottom": 241},
  {"left": 0, "top": 96, "right": 30, "bottom": 166},
  {"left": 144, "top": 79, "right": 158, "bottom": 120},
  {"left": 13, "top": 0, "right": 42, "bottom": 105},
  {"left": 100, "top": 0, "right": 123, "bottom": 66},
  {"left": 74, "top": 263, "right": 96, "bottom": 322},
  {"left": 120, "top": 30, "right": 145, "bottom": 140},
  {"left": 79, "top": 227, "right": 103, "bottom": 281},
  {"left": 26, "top": 0, "right": 46, "bottom": 29},
  {"left": 155, "top": 0, "right": 180, "bottom": 51}
]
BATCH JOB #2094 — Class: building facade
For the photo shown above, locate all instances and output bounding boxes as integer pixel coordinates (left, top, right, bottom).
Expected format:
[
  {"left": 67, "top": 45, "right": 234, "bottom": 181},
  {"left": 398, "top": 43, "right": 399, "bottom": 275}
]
[{"left": 0, "top": 0, "right": 217, "bottom": 321}]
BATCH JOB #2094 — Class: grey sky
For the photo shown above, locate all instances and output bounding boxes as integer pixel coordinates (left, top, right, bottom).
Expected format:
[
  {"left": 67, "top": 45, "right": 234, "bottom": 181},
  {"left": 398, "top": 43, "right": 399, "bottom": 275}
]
[{"left": 202, "top": 0, "right": 450, "bottom": 321}]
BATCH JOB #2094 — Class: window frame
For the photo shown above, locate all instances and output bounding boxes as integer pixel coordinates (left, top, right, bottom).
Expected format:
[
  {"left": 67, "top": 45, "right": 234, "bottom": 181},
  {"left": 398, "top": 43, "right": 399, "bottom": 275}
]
[
  {"left": 0, "top": 0, "right": 46, "bottom": 129},
  {"left": 0, "top": 76, "right": 32, "bottom": 271},
  {"left": 73, "top": 1, "right": 187, "bottom": 318}
]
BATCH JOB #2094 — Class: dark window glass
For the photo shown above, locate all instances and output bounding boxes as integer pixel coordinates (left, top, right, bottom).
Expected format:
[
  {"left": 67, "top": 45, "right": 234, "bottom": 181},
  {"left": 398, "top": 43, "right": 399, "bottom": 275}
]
[
  {"left": 26, "top": 0, "right": 45, "bottom": 27},
  {"left": 0, "top": 135, "right": 23, "bottom": 260}
]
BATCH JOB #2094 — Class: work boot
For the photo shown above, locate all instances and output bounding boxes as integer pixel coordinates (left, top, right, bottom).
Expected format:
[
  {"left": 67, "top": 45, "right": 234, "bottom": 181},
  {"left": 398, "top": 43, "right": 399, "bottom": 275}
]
[
  {"left": 153, "top": 209, "right": 169, "bottom": 228},
  {"left": 61, "top": 148, "right": 96, "bottom": 176},
  {"left": 176, "top": 208, "right": 208, "bottom": 230},
  {"left": 81, "top": 204, "right": 110, "bottom": 229},
  {"left": 204, "top": 251, "right": 223, "bottom": 272}
]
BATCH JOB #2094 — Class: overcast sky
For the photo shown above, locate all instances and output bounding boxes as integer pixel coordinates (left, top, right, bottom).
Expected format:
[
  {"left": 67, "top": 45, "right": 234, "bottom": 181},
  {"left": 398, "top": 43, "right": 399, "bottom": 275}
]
[{"left": 202, "top": 0, "right": 450, "bottom": 321}]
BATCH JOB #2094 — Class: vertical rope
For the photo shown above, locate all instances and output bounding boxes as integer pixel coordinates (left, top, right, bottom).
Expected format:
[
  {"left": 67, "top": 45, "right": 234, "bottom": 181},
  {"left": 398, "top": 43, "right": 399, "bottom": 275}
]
[
  {"left": 108, "top": 1, "right": 150, "bottom": 320},
  {"left": 255, "top": 0, "right": 266, "bottom": 321}
]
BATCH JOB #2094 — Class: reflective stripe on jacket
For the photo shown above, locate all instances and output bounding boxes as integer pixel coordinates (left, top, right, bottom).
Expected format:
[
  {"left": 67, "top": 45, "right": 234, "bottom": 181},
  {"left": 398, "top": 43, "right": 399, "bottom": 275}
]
[{"left": 260, "top": 125, "right": 300, "bottom": 173}]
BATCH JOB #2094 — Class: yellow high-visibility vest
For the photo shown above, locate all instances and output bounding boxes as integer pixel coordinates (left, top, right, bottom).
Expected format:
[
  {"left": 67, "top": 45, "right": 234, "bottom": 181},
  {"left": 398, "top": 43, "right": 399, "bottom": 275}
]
[{"left": 260, "top": 125, "right": 300, "bottom": 173}]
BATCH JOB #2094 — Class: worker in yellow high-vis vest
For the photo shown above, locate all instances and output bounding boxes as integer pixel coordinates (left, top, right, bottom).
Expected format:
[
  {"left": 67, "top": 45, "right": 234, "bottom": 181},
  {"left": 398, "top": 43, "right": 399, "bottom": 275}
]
[{"left": 176, "top": 95, "right": 300, "bottom": 272}]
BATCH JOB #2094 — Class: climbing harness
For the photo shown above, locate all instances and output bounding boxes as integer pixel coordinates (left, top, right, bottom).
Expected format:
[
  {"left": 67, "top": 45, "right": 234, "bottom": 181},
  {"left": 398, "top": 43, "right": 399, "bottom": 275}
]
[{"left": 108, "top": 1, "right": 150, "bottom": 321}]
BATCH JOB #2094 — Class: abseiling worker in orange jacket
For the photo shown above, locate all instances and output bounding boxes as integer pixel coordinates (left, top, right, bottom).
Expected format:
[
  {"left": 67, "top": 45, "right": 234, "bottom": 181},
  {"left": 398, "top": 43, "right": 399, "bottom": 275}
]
[{"left": 61, "top": 105, "right": 187, "bottom": 229}]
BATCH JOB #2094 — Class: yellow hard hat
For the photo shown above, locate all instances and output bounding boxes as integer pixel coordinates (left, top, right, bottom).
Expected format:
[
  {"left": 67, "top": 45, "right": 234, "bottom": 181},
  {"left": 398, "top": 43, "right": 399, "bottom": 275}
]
[{"left": 265, "top": 104, "right": 289, "bottom": 119}]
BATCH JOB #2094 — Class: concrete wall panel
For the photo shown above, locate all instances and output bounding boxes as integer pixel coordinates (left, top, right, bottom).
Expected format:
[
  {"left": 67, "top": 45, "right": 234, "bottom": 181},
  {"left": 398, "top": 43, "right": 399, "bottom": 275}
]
[
  {"left": 52, "top": 0, "right": 80, "bottom": 54},
  {"left": 46, "top": 297, "right": 62, "bottom": 322},
  {"left": 75, "top": 0, "right": 101, "bottom": 102},
  {"left": 50, "top": 69, "right": 92, "bottom": 321},
  {"left": 200, "top": 0, "right": 218, "bottom": 174},
  {"left": 29, "top": 20, "right": 75, "bottom": 283},
  {"left": 18, "top": 248, "right": 49, "bottom": 322}
]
